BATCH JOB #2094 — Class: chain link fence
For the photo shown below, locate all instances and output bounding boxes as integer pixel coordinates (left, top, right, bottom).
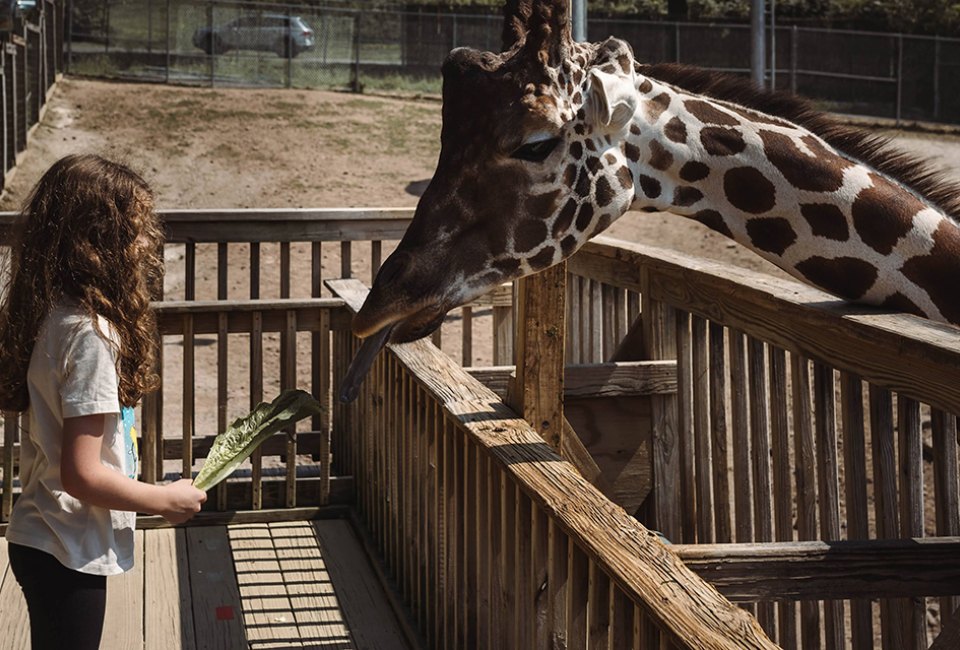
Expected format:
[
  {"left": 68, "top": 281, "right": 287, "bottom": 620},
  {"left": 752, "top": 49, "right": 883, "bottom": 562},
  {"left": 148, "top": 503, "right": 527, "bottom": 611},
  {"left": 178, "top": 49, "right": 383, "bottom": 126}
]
[{"left": 67, "top": 0, "right": 960, "bottom": 124}]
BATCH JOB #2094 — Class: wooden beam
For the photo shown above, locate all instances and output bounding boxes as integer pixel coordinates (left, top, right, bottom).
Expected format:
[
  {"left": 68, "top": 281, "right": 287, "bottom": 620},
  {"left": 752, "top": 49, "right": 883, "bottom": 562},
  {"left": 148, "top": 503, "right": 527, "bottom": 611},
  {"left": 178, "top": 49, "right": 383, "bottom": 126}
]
[
  {"left": 509, "top": 266, "right": 567, "bottom": 450},
  {"left": 469, "top": 361, "right": 677, "bottom": 400},
  {"left": 674, "top": 537, "right": 960, "bottom": 601}
]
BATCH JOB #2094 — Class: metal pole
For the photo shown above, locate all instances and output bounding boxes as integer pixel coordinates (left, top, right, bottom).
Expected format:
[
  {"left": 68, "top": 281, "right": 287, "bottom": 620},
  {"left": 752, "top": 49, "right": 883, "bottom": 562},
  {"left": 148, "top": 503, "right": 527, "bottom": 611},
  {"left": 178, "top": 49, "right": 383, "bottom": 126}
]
[
  {"left": 352, "top": 12, "right": 360, "bottom": 92},
  {"left": 896, "top": 33, "right": 903, "bottom": 125},
  {"left": 750, "top": 0, "right": 765, "bottom": 88},
  {"left": 790, "top": 24, "right": 797, "bottom": 94},
  {"left": 571, "top": 0, "right": 586, "bottom": 42},
  {"left": 934, "top": 36, "right": 941, "bottom": 121},
  {"left": 285, "top": 8, "right": 292, "bottom": 89},
  {"left": 66, "top": 0, "right": 72, "bottom": 72},
  {"left": 164, "top": 0, "right": 170, "bottom": 84},
  {"left": 769, "top": 0, "right": 776, "bottom": 89},
  {"left": 674, "top": 22, "right": 680, "bottom": 62}
]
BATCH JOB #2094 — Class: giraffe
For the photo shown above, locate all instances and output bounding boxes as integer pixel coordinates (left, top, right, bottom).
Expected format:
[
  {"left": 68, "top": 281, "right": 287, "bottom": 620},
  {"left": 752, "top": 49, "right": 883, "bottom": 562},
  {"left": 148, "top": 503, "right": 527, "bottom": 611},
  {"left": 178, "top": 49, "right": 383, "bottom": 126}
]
[{"left": 341, "top": 0, "right": 960, "bottom": 400}]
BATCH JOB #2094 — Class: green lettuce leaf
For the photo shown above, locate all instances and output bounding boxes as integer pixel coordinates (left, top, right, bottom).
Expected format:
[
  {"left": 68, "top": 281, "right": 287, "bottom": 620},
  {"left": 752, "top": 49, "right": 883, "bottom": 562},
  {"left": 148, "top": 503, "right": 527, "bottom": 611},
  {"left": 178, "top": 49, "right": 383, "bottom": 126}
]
[{"left": 193, "top": 389, "right": 324, "bottom": 491}]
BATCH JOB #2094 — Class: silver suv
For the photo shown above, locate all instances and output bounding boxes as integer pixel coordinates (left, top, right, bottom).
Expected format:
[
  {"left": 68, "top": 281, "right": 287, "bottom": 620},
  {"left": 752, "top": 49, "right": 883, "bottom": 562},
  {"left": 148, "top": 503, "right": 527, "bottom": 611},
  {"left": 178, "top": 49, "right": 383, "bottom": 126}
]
[{"left": 193, "top": 14, "right": 316, "bottom": 58}]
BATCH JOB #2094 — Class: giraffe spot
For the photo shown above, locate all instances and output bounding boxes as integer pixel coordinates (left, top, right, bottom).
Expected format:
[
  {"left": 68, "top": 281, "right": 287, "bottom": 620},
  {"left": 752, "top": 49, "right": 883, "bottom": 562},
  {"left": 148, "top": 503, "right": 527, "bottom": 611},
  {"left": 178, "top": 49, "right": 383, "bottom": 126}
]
[
  {"left": 525, "top": 189, "right": 560, "bottom": 220},
  {"left": 573, "top": 70, "right": 583, "bottom": 85},
  {"left": 880, "top": 292, "right": 924, "bottom": 317},
  {"left": 645, "top": 92, "right": 671, "bottom": 122},
  {"left": 575, "top": 203, "right": 595, "bottom": 231},
  {"left": 724, "top": 167, "right": 776, "bottom": 214},
  {"left": 586, "top": 156, "right": 603, "bottom": 175},
  {"left": 638, "top": 78, "right": 653, "bottom": 94},
  {"left": 624, "top": 141, "right": 641, "bottom": 163},
  {"left": 493, "top": 257, "right": 521, "bottom": 274},
  {"left": 572, "top": 92, "right": 582, "bottom": 105},
  {"left": 596, "top": 214, "right": 612, "bottom": 232},
  {"left": 684, "top": 99, "right": 740, "bottom": 126},
  {"left": 851, "top": 175, "right": 923, "bottom": 255},
  {"left": 630, "top": 124, "right": 642, "bottom": 136},
  {"left": 514, "top": 220, "right": 549, "bottom": 253},
  {"left": 746, "top": 217, "right": 797, "bottom": 256},
  {"left": 570, "top": 141, "right": 583, "bottom": 159},
  {"left": 690, "top": 210, "right": 733, "bottom": 238},
  {"left": 648, "top": 140, "right": 673, "bottom": 171},
  {"left": 673, "top": 186, "right": 703, "bottom": 208},
  {"left": 600, "top": 62, "right": 617, "bottom": 74},
  {"left": 700, "top": 126, "right": 746, "bottom": 156},
  {"left": 575, "top": 124, "right": 586, "bottom": 136},
  {"left": 595, "top": 176, "right": 615, "bottom": 207},
  {"left": 901, "top": 219, "right": 960, "bottom": 323},
  {"left": 800, "top": 203, "right": 849, "bottom": 241},
  {"left": 679, "top": 161, "right": 710, "bottom": 182},
  {"left": 664, "top": 117, "right": 687, "bottom": 144},
  {"left": 575, "top": 169, "right": 592, "bottom": 198},
  {"left": 552, "top": 199, "right": 578, "bottom": 238},
  {"left": 616, "top": 165, "right": 634, "bottom": 190},
  {"left": 563, "top": 164, "right": 578, "bottom": 188},
  {"left": 795, "top": 256, "right": 878, "bottom": 300},
  {"left": 529, "top": 246, "right": 556, "bottom": 270},
  {"left": 618, "top": 54, "right": 631, "bottom": 73},
  {"left": 561, "top": 234, "right": 579, "bottom": 257},
  {"left": 639, "top": 175, "right": 662, "bottom": 199},
  {"left": 640, "top": 206, "right": 660, "bottom": 213},
  {"left": 577, "top": 108, "right": 586, "bottom": 121},
  {"left": 585, "top": 139, "right": 597, "bottom": 152},
  {"left": 566, "top": 81, "right": 573, "bottom": 95},
  {"left": 604, "top": 153, "right": 617, "bottom": 165},
  {"left": 759, "top": 130, "right": 849, "bottom": 192}
]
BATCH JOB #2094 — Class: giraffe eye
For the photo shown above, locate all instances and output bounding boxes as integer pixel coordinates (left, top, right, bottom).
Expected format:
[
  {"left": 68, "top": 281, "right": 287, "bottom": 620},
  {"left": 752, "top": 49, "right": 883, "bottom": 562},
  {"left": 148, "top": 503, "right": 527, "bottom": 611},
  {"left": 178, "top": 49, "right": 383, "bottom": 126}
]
[{"left": 511, "top": 137, "right": 562, "bottom": 163}]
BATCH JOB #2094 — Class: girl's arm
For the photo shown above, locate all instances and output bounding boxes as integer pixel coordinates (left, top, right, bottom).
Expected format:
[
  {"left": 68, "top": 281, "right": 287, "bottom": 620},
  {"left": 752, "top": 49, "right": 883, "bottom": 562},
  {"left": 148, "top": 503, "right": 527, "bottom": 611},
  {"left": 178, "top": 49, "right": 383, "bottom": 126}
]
[{"left": 61, "top": 413, "right": 207, "bottom": 524}]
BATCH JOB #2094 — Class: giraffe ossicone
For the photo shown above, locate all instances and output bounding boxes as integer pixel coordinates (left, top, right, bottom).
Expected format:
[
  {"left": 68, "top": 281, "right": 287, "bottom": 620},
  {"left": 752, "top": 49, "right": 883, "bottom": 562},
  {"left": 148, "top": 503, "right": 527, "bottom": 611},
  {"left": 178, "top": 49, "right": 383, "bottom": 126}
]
[{"left": 341, "top": 0, "right": 960, "bottom": 402}]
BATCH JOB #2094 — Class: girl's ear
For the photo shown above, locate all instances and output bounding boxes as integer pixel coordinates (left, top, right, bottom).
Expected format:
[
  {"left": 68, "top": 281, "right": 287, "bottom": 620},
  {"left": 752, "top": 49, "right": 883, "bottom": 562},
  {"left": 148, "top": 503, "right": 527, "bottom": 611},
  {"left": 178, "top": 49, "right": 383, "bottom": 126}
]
[{"left": 586, "top": 68, "right": 639, "bottom": 134}]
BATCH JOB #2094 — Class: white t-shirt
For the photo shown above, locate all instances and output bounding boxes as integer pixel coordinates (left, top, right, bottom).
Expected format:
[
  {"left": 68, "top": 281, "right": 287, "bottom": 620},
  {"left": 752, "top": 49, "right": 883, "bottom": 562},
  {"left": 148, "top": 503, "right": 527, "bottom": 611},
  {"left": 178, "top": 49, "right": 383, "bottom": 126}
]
[{"left": 6, "top": 304, "right": 138, "bottom": 576}]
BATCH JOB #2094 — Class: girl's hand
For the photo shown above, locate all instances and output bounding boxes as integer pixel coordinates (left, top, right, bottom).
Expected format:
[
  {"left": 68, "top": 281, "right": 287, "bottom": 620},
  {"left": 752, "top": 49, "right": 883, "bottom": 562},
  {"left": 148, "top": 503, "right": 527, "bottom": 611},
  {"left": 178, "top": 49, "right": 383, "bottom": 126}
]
[{"left": 160, "top": 479, "right": 207, "bottom": 524}]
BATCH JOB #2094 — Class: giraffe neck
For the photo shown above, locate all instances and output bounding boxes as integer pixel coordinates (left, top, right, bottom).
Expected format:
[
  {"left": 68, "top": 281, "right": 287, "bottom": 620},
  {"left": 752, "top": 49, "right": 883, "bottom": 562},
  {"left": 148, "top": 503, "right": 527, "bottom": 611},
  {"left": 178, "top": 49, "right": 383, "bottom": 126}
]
[{"left": 621, "top": 74, "right": 960, "bottom": 325}]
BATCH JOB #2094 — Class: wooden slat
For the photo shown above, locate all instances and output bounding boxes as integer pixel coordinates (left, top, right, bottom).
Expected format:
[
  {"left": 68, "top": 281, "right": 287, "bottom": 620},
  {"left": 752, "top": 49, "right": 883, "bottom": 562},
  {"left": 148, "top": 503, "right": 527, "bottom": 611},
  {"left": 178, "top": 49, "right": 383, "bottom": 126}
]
[
  {"left": 271, "top": 521, "right": 352, "bottom": 646},
  {"left": 588, "top": 561, "right": 611, "bottom": 648},
  {"left": 748, "top": 337, "right": 774, "bottom": 634},
  {"left": 709, "top": 322, "right": 731, "bottom": 544},
  {"left": 186, "top": 526, "right": 247, "bottom": 649},
  {"left": 813, "top": 363, "right": 844, "bottom": 650},
  {"left": 870, "top": 385, "right": 902, "bottom": 650},
  {"left": 840, "top": 372, "right": 873, "bottom": 650},
  {"left": 932, "top": 409, "right": 960, "bottom": 620},
  {"left": 215, "top": 311, "right": 228, "bottom": 511},
  {"left": 250, "top": 311, "right": 264, "bottom": 510},
  {"left": 791, "top": 354, "right": 820, "bottom": 650},
  {"left": 283, "top": 310, "right": 297, "bottom": 508},
  {"left": 468, "top": 360, "right": 677, "bottom": 400},
  {"left": 769, "top": 347, "right": 797, "bottom": 650},
  {"left": 729, "top": 331, "right": 753, "bottom": 545},
  {"left": 676, "top": 537, "right": 960, "bottom": 600},
  {"left": 691, "top": 315, "right": 713, "bottom": 542},
  {"left": 897, "top": 395, "right": 927, "bottom": 650},
  {"left": 228, "top": 523, "right": 302, "bottom": 648},
  {"left": 144, "top": 528, "right": 196, "bottom": 650},
  {"left": 182, "top": 313, "right": 194, "bottom": 478},
  {"left": 567, "top": 544, "right": 589, "bottom": 648}
]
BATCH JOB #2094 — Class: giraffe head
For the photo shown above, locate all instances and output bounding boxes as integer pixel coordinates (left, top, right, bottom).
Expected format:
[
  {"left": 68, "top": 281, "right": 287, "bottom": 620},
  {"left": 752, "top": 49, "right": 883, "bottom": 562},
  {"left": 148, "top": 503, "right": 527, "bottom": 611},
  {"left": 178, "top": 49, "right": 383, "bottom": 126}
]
[{"left": 352, "top": 0, "right": 641, "bottom": 352}]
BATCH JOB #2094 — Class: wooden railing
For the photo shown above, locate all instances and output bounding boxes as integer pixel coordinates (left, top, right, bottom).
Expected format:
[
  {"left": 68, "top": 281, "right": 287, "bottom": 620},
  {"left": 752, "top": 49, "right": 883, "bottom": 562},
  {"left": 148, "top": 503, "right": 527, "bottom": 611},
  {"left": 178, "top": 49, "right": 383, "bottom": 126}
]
[
  {"left": 330, "top": 278, "right": 777, "bottom": 650},
  {"left": 569, "top": 235, "right": 960, "bottom": 650}
]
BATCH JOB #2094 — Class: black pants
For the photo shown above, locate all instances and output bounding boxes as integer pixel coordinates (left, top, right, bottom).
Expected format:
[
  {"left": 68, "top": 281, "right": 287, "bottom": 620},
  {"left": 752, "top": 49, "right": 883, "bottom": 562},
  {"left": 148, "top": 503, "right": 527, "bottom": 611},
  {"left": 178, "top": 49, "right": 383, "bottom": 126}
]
[{"left": 8, "top": 542, "right": 107, "bottom": 650}]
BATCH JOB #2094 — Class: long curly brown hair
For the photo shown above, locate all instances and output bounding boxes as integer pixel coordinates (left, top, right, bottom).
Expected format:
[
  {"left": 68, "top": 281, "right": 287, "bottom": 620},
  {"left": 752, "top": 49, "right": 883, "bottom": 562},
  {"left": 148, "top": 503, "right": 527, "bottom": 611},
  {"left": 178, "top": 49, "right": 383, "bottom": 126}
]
[{"left": 0, "top": 154, "right": 163, "bottom": 411}]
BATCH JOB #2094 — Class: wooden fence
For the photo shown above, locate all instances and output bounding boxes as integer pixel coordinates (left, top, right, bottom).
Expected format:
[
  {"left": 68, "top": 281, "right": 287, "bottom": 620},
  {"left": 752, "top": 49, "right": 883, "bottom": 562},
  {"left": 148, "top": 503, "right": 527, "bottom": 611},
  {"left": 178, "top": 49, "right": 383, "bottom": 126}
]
[{"left": 3, "top": 209, "right": 960, "bottom": 648}]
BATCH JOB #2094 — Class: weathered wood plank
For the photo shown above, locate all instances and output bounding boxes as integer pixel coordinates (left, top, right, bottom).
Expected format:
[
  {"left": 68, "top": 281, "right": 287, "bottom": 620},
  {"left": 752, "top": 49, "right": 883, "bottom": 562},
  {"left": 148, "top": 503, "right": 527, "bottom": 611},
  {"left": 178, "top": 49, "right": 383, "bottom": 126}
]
[
  {"left": 228, "top": 524, "right": 302, "bottom": 649},
  {"left": 144, "top": 527, "right": 196, "bottom": 650},
  {"left": 155, "top": 299, "right": 349, "bottom": 335},
  {"left": 312, "top": 519, "right": 411, "bottom": 649},
  {"left": 468, "top": 360, "right": 677, "bottom": 400},
  {"left": 270, "top": 521, "right": 352, "bottom": 647},
  {"left": 186, "top": 526, "right": 247, "bottom": 649},
  {"left": 102, "top": 529, "right": 144, "bottom": 650},
  {"left": 675, "top": 537, "right": 960, "bottom": 601}
]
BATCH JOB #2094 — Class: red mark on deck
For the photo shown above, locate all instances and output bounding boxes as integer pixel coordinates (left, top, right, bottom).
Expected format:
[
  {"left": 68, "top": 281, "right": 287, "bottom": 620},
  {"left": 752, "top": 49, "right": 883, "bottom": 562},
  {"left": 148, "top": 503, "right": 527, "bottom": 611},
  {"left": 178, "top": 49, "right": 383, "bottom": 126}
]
[{"left": 216, "top": 606, "right": 234, "bottom": 620}]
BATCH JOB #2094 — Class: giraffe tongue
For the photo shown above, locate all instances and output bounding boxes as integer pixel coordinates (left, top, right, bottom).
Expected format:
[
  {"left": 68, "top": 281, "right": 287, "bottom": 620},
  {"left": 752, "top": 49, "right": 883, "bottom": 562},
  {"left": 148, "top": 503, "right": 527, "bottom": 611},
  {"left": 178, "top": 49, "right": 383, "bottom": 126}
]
[{"left": 339, "top": 324, "right": 394, "bottom": 403}]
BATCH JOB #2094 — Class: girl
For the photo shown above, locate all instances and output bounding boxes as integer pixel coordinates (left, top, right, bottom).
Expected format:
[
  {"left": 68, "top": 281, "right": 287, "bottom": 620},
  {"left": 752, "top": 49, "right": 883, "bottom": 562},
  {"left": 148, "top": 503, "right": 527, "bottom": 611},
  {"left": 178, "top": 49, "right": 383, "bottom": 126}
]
[{"left": 0, "top": 154, "right": 207, "bottom": 649}]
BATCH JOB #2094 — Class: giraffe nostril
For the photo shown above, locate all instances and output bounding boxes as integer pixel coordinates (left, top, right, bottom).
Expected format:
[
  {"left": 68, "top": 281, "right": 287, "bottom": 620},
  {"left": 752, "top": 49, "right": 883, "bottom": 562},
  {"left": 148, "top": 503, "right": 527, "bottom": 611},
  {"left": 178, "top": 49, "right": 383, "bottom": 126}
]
[{"left": 375, "top": 252, "right": 410, "bottom": 286}]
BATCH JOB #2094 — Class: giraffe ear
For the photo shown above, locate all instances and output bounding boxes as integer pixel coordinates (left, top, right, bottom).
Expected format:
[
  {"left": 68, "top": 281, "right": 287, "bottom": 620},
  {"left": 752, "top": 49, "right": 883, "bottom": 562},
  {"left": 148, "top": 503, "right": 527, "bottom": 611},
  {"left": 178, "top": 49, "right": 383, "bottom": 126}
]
[{"left": 586, "top": 68, "right": 639, "bottom": 133}]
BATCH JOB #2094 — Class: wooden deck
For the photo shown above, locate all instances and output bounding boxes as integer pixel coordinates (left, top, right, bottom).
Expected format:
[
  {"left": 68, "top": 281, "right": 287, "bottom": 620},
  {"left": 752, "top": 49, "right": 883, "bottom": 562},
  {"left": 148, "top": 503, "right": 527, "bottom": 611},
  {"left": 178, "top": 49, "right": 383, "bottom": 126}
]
[{"left": 0, "top": 519, "right": 414, "bottom": 650}]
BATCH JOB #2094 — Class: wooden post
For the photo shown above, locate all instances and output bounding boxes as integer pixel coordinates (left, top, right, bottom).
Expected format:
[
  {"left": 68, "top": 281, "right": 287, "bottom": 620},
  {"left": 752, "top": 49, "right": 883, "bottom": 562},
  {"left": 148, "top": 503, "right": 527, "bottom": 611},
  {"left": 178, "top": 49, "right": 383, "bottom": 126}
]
[{"left": 508, "top": 264, "right": 601, "bottom": 485}]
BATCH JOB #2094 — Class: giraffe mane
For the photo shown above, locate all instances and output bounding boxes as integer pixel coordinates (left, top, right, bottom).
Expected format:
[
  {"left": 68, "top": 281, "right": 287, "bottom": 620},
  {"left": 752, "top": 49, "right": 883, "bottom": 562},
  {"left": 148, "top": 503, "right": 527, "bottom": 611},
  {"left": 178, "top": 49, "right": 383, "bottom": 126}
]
[{"left": 639, "top": 62, "right": 960, "bottom": 224}]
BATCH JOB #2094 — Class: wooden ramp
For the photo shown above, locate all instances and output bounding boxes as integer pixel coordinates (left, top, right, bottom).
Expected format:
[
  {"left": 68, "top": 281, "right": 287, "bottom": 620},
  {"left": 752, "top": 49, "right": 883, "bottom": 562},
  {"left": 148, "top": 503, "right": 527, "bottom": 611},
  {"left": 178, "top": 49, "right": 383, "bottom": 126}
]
[{"left": 0, "top": 519, "right": 414, "bottom": 650}]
